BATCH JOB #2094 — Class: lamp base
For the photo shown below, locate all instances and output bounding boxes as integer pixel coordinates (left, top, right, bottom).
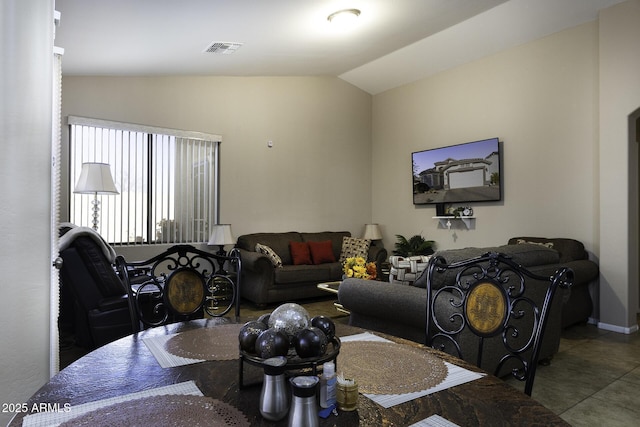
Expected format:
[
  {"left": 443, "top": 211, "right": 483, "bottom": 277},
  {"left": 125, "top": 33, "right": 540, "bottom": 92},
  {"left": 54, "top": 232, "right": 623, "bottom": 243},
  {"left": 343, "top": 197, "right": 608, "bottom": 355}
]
[
  {"left": 91, "top": 195, "right": 101, "bottom": 231},
  {"left": 215, "top": 245, "right": 228, "bottom": 274}
]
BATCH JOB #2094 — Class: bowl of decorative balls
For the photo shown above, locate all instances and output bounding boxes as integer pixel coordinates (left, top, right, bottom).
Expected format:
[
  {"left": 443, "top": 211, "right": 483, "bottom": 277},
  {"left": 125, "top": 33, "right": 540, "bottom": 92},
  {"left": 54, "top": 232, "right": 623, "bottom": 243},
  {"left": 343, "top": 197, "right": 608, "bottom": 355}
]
[{"left": 238, "top": 303, "right": 340, "bottom": 370}]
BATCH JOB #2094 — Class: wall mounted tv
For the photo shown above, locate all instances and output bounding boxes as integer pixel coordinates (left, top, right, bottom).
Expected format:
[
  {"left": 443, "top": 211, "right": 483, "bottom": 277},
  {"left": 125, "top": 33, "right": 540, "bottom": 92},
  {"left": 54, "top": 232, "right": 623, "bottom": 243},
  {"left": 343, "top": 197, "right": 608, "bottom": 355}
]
[{"left": 412, "top": 137, "right": 501, "bottom": 209}]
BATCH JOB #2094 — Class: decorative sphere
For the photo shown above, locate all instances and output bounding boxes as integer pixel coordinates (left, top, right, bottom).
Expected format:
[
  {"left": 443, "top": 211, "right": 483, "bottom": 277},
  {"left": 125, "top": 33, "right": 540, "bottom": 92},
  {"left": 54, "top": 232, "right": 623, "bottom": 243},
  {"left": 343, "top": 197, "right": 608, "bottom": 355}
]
[
  {"left": 268, "top": 303, "right": 310, "bottom": 339},
  {"left": 310, "top": 315, "right": 335, "bottom": 340},
  {"left": 255, "top": 329, "right": 290, "bottom": 359},
  {"left": 238, "top": 321, "right": 268, "bottom": 354},
  {"left": 257, "top": 313, "right": 271, "bottom": 327},
  {"left": 294, "top": 327, "right": 328, "bottom": 358}
]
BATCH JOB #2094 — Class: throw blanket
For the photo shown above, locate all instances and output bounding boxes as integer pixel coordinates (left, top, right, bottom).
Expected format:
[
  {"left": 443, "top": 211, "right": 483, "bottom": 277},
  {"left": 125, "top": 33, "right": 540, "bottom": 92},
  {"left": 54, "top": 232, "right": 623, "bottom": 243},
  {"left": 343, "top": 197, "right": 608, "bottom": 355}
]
[{"left": 59, "top": 223, "right": 117, "bottom": 263}]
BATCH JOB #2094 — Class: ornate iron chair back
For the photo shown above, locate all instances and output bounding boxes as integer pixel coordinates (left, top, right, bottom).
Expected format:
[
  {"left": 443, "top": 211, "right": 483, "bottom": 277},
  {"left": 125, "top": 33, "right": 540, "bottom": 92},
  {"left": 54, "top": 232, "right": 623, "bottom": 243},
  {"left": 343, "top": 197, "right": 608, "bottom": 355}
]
[
  {"left": 425, "top": 251, "right": 572, "bottom": 396},
  {"left": 116, "top": 245, "right": 241, "bottom": 332}
]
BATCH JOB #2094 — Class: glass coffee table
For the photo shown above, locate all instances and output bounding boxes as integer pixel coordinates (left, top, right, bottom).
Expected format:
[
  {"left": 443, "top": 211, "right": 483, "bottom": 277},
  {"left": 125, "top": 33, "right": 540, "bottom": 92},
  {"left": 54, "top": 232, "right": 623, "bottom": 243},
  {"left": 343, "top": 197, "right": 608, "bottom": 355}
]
[{"left": 316, "top": 281, "right": 349, "bottom": 314}]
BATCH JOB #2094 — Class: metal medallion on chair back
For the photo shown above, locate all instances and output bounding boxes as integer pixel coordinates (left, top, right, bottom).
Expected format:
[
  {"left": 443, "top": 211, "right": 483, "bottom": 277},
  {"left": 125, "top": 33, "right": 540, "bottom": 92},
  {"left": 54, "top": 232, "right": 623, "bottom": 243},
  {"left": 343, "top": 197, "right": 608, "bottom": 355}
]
[
  {"left": 116, "top": 245, "right": 241, "bottom": 332},
  {"left": 165, "top": 269, "right": 206, "bottom": 315},
  {"left": 425, "top": 251, "right": 572, "bottom": 396}
]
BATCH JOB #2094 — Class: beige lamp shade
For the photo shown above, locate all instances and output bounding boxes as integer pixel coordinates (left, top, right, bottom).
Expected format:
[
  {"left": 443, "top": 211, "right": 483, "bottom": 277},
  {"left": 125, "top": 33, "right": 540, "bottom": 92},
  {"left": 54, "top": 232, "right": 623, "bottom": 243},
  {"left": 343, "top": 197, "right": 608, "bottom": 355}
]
[
  {"left": 363, "top": 223, "right": 382, "bottom": 240},
  {"left": 74, "top": 162, "right": 119, "bottom": 194},
  {"left": 208, "top": 224, "right": 235, "bottom": 246}
]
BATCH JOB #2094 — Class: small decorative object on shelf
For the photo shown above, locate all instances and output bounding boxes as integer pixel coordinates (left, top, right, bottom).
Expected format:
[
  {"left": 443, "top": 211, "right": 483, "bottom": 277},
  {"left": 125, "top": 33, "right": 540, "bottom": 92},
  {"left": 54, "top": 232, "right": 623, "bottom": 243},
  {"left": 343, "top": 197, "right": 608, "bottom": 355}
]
[
  {"left": 433, "top": 205, "right": 476, "bottom": 229},
  {"left": 446, "top": 205, "right": 473, "bottom": 218},
  {"left": 433, "top": 215, "right": 476, "bottom": 230}
]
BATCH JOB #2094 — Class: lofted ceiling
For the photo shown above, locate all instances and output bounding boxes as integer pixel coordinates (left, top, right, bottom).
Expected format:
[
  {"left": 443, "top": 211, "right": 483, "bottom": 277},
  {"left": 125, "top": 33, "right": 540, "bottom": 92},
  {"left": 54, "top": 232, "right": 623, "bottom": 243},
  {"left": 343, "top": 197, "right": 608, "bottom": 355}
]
[{"left": 55, "top": 0, "right": 625, "bottom": 95}]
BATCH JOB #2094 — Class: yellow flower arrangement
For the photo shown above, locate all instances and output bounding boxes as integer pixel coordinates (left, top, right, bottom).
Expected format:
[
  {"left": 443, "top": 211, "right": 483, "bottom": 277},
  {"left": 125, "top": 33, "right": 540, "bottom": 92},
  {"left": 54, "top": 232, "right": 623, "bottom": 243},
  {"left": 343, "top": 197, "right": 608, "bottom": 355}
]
[{"left": 343, "top": 256, "right": 377, "bottom": 280}]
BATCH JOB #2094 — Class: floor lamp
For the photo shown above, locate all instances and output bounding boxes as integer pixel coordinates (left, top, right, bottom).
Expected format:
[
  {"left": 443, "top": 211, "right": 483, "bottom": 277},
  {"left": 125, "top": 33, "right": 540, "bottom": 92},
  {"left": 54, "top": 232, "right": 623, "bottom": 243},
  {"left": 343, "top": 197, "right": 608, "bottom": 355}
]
[{"left": 74, "top": 162, "right": 119, "bottom": 231}]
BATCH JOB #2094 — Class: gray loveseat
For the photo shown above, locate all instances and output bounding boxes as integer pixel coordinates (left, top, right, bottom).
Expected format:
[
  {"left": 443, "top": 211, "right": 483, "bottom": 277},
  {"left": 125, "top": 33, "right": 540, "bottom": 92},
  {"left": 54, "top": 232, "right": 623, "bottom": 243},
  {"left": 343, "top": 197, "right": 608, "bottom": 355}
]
[
  {"left": 236, "top": 231, "right": 387, "bottom": 306},
  {"left": 338, "top": 237, "right": 598, "bottom": 369}
]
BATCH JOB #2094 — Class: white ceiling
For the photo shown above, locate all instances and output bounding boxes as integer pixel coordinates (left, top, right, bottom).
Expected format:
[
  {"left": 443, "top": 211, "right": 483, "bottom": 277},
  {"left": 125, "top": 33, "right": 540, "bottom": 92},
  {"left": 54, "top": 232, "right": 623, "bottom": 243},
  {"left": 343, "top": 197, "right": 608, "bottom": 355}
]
[{"left": 55, "top": 0, "right": 625, "bottom": 95}]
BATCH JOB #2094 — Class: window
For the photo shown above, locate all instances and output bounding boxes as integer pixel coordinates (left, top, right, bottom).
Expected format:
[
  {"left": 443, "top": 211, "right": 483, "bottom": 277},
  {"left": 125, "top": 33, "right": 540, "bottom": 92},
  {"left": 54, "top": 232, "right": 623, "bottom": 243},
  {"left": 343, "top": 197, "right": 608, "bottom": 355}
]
[{"left": 68, "top": 116, "right": 221, "bottom": 245}]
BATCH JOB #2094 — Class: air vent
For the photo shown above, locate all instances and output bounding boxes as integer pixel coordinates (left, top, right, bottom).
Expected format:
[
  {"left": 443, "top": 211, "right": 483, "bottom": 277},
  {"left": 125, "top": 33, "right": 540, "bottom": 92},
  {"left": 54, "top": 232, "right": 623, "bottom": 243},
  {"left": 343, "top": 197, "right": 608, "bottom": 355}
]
[{"left": 203, "top": 42, "right": 243, "bottom": 54}]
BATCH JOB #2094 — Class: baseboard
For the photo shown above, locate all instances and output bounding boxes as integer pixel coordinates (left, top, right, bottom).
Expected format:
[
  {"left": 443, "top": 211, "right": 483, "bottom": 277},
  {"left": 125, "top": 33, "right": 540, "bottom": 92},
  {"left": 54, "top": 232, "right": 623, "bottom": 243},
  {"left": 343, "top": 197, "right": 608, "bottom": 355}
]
[{"left": 597, "top": 321, "right": 639, "bottom": 334}]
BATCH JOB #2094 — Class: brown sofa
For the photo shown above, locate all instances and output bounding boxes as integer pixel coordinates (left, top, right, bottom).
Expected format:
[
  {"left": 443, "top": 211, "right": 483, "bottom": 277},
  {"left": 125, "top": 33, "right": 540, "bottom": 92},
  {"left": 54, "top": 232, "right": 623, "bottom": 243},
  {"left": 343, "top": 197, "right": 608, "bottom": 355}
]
[
  {"left": 236, "top": 231, "right": 387, "bottom": 306},
  {"left": 338, "top": 237, "right": 598, "bottom": 370},
  {"left": 506, "top": 237, "right": 598, "bottom": 328}
]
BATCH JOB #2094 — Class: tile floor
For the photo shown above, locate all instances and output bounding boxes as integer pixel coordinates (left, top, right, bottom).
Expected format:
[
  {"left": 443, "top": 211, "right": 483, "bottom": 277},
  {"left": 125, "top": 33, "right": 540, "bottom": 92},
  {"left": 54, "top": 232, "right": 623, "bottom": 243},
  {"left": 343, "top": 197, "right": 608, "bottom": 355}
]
[
  {"left": 60, "top": 296, "right": 640, "bottom": 425},
  {"left": 504, "top": 317, "right": 640, "bottom": 426}
]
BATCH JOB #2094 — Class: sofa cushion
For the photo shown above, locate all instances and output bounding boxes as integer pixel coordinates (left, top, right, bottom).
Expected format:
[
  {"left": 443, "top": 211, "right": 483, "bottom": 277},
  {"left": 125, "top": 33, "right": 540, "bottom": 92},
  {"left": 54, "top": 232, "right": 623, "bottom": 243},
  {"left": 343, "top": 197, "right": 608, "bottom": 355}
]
[
  {"left": 434, "top": 244, "right": 559, "bottom": 267},
  {"left": 236, "top": 232, "right": 303, "bottom": 265},
  {"left": 274, "top": 263, "right": 342, "bottom": 284},
  {"left": 513, "top": 238, "right": 555, "bottom": 249},
  {"left": 290, "top": 241, "right": 312, "bottom": 265},
  {"left": 508, "top": 237, "right": 587, "bottom": 262},
  {"left": 255, "top": 243, "right": 283, "bottom": 268},
  {"left": 301, "top": 231, "right": 350, "bottom": 260},
  {"left": 338, "top": 236, "right": 371, "bottom": 263},
  {"left": 414, "top": 244, "right": 560, "bottom": 289},
  {"left": 308, "top": 240, "right": 336, "bottom": 265}
]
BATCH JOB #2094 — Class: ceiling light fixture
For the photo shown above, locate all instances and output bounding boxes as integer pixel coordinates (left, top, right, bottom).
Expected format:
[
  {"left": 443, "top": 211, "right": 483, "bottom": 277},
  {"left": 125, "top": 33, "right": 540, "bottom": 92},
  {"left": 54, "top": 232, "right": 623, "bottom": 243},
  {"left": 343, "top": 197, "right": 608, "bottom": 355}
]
[{"left": 327, "top": 8, "right": 361, "bottom": 26}]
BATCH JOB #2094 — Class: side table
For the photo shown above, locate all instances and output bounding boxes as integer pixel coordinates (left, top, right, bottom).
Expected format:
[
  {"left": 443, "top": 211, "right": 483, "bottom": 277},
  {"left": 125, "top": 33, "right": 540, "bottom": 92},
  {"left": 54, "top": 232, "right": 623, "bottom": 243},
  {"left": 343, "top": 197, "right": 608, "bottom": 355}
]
[{"left": 316, "top": 281, "right": 349, "bottom": 314}]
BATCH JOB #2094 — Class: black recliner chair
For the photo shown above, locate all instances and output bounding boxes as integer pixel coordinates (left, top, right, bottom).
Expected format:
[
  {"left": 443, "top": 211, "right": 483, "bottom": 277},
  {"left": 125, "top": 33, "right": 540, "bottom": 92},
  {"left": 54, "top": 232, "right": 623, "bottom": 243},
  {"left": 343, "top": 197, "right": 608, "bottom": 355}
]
[{"left": 58, "top": 224, "right": 133, "bottom": 349}]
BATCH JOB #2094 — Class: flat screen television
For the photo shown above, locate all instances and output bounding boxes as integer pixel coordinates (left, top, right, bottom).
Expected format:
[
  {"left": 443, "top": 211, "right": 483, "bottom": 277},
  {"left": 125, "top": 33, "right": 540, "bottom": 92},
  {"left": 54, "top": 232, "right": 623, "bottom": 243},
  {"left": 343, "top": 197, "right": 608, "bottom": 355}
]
[{"left": 412, "top": 137, "right": 501, "bottom": 209}]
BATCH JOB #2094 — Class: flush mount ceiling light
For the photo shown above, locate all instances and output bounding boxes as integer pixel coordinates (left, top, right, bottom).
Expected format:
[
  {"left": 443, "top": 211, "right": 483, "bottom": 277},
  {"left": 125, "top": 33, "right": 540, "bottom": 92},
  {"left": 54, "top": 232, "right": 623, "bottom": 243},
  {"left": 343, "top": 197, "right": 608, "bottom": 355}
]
[{"left": 327, "top": 8, "right": 361, "bottom": 26}]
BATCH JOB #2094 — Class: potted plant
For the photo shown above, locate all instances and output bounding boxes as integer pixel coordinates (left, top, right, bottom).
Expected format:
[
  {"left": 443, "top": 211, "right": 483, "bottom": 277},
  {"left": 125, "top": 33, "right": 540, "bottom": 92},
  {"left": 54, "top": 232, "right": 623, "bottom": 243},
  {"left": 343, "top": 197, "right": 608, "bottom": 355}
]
[{"left": 393, "top": 234, "right": 435, "bottom": 257}]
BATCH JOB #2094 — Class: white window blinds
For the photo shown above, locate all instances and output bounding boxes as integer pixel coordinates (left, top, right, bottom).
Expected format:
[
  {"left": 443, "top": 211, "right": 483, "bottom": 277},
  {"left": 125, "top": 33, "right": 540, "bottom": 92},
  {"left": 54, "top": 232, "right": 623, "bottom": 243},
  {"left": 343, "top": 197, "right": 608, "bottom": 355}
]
[{"left": 68, "top": 116, "right": 221, "bottom": 245}]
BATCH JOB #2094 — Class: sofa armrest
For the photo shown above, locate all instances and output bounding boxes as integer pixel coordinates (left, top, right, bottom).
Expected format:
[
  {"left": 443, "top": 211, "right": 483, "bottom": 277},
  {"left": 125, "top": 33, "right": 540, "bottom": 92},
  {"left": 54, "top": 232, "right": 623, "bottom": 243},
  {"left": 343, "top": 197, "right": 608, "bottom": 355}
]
[
  {"left": 237, "top": 248, "right": 277, "bottom": 304},
  {"left": 560, "top": 260, "right": 598, "bottom": 287},
  {"left": 367, "top": 245, "right": 388, "bottom": 278},
  {"left": 238, "top": 248, "right": 274, "bottom": 273},
  {"left": 339, "top": 278, "right": 426, "bottom": 329},
  {"left": 97, "top": 295, "right": 129, "bottom": 312}
]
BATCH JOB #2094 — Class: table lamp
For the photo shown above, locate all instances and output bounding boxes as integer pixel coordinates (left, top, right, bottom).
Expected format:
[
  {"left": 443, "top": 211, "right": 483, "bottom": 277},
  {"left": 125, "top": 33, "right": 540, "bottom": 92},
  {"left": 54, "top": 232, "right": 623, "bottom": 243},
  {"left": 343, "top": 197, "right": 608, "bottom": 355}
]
[
  {"left": 208, "top": 224, "right": 235, "bottom": 257},
  {"left": 363, "top": 223, "right": 382, "bottom": 243},
  {"left": 74, "top": 162, "right": 119, "bottom": 231}
]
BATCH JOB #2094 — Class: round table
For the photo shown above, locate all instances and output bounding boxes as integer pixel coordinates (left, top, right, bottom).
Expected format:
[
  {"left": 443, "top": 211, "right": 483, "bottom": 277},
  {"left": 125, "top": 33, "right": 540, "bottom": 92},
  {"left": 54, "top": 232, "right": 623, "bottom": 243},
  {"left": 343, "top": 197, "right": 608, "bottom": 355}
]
[{"left": 9, "top": 318, "right": 568, "bottom": 426}]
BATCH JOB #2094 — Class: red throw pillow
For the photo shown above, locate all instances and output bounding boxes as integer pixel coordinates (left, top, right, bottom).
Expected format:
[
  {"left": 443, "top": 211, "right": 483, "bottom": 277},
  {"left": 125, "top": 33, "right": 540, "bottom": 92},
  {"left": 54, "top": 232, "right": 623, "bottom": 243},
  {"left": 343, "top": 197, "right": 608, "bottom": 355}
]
[
  {"left": 308, "top": 240, "right": 336, "bottom": 265},
  {"left": 290, "top": 241, "right": 312, "bottom": 265}
]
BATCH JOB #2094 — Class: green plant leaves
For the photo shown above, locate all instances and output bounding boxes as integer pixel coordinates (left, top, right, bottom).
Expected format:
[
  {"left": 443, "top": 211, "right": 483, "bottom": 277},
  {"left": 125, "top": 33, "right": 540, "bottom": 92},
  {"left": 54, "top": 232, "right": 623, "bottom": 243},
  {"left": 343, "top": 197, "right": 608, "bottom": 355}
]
[{"left": 393, "top": 234, "right": 435, "bottom": 257}]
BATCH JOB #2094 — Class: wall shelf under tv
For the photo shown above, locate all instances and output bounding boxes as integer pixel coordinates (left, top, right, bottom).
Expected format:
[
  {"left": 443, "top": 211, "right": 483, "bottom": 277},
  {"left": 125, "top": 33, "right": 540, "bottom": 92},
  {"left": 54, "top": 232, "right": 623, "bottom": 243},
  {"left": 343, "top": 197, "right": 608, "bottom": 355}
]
[{"left": 433, "top": 216, "right": 475, "bottom": 230}]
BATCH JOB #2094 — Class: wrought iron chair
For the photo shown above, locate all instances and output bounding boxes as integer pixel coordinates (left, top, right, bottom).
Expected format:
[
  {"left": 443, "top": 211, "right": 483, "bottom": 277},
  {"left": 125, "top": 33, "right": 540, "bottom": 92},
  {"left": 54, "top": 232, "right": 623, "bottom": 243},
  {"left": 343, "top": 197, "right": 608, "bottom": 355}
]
[
  {"left": 116, "top": 245, "right": 241, "bottom": 332},
  {"left": 425, "top": 251, "right": 572, "bottom": 396}
]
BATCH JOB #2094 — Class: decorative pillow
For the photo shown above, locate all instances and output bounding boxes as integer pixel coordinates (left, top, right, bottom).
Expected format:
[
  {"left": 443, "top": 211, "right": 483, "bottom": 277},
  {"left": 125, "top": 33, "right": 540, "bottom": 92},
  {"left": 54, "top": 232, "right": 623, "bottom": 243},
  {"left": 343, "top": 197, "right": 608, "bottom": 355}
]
[
  {"left": 339, "top": 236, "right": 371, "bottom": 263},
  {"left": 255, "top": 243, "right": 283, "bottom": 268},
  {"left": 308, "top": 240, "right": 336, "bottom": 265},
  {"left": 290, "top": 241, "right": 312, "bottom": 265},
  {"left": 516, "top": 239, "right": 554, "bottom": 249}
]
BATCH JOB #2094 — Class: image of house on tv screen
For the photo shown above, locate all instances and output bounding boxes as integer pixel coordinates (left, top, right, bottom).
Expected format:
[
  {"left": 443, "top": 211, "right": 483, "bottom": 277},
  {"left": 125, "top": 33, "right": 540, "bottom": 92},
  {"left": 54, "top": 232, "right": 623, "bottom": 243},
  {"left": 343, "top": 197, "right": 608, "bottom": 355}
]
[{"left": 412, "top": 138, "right": 501, "bottom": 205}]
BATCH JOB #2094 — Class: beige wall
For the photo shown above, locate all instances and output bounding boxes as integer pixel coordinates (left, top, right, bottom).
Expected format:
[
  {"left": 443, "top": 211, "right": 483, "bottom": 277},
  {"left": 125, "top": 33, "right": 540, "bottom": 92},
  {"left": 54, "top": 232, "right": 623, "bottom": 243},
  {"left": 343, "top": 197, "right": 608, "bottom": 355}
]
[
  {"left": 61, "top": 76, "right": 373, "bottom": 260},
  {"left": 0, "top": 0, "right": 53, "bottom": 425},
  {"left": 372, "top": 22, "right": 599, "bottom": 252},
  {"left": 372, "top": 0, "right": 640, "bottom": 332},
  {"left": 598, "top": 0, "right": 640, "bottom": 331}
]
